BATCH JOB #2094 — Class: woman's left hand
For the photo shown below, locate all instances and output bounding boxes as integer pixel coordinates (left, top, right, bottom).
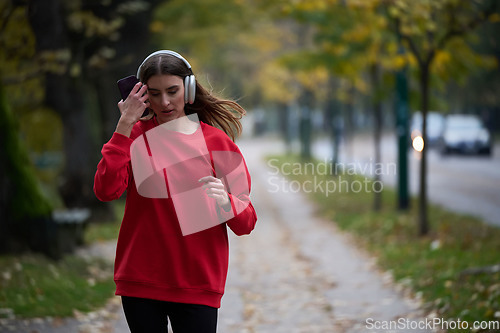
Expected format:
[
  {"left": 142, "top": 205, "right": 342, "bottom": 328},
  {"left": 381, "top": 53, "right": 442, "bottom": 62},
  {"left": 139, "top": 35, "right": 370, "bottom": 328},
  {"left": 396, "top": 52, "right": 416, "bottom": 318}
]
[{"left": 199, "top": 176, "right": 231, "bottom": 210}]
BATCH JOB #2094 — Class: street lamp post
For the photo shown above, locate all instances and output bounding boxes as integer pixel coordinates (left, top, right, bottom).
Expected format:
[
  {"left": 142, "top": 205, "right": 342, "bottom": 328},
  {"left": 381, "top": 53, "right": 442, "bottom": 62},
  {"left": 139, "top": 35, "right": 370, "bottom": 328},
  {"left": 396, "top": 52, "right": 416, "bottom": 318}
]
[{"left": 395, "top": 45, "right": 410, "bottom": 210}]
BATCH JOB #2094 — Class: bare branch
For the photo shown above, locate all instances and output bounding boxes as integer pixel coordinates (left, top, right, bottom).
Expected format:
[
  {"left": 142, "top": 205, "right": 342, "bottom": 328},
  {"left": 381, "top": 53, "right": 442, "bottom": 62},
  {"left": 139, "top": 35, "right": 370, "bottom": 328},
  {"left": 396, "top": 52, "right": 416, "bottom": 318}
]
[{"left": 394, "top": 17, "right": 424, "bottom": 66}]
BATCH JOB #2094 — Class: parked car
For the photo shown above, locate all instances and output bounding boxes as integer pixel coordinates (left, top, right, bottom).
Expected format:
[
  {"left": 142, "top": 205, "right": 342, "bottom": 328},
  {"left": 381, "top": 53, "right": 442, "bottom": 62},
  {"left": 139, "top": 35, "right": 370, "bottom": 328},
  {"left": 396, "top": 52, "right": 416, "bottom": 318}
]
[
  {"left": 410, "top": 111, "right": 445, "bottom": 148},
  {"left": 439, "top": 114, "right": 492, "bottom": 156}
]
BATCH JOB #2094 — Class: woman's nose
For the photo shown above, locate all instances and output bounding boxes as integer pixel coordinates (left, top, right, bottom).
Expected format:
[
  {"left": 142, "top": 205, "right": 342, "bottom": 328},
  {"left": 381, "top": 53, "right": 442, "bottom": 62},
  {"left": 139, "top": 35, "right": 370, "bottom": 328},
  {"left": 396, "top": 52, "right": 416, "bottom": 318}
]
[{"left": 160, "top": 95, "right": 170, "bottom": 107}]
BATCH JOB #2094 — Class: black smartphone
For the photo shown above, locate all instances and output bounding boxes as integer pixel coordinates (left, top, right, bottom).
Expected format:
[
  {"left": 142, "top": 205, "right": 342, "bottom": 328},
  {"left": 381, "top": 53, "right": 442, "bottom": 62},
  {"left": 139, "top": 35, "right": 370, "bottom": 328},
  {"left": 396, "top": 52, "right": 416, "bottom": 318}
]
[
  {"left": 117, "top": 75, "right": 139, "bottom": 100},
  {"left": 117, "top": 75, "right": 149, "bottom": 117}
]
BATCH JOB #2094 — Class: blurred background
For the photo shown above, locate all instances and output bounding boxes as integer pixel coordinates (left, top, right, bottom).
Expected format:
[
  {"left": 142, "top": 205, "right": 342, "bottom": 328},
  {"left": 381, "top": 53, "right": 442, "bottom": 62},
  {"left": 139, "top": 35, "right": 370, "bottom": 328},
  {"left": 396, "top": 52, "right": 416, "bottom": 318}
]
[
  {"left": 2, "top": 0, "right": 499, "bottom": 247},
  {"left": 0, "top": 0, "right": 500, "bottom": 251},
  {"left": 1, "top": 0, "right": 500, "bottom": 327}
]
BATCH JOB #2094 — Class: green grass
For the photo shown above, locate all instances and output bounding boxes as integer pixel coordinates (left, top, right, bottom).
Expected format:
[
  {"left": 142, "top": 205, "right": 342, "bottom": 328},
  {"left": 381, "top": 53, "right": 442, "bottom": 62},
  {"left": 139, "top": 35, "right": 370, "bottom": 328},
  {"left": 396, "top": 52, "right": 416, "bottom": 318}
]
[
  {"left": 84, "top": 200, "right": 124, "bottom": 243},
  {"left": 268, "top": 154, "right": 500, "bottom": 331},
  {"left": 0, "top": 254, "right": 115, "bottom": 318},
  {"left": 0, "top": 200, "right": 125, "bottom": 319}
]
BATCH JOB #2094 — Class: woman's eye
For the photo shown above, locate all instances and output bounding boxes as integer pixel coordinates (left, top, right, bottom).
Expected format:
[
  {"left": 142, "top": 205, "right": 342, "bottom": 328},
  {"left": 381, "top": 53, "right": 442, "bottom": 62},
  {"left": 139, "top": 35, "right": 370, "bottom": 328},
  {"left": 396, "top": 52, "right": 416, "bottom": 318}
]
[
  {"left": 150, "top": 93, "right": 159, "bottom": 97},
  {"left": 168, "top": 90, "right": 178, "bottom": 95}
]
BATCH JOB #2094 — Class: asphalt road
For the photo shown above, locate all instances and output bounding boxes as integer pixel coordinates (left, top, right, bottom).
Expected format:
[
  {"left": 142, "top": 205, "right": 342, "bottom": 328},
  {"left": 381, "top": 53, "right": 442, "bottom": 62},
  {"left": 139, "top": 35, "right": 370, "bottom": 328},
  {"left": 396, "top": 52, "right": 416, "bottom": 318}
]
[{"left": 313, "top": 133, "right": 500, "bottom": 227}]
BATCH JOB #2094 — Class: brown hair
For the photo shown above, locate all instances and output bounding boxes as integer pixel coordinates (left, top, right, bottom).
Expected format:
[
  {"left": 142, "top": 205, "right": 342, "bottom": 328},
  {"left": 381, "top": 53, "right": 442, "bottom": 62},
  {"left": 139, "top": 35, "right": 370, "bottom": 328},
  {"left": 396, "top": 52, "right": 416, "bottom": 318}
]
[{"left": 138, "top": 53, "right": 246, "bottom": 141}]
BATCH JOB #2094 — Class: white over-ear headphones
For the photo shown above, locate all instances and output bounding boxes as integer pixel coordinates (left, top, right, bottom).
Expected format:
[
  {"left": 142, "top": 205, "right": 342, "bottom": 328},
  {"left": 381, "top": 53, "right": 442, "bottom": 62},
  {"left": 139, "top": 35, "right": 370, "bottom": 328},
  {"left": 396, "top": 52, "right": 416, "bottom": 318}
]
[{"left": 136, "top": 50, "right": 196, "bottom": 104}]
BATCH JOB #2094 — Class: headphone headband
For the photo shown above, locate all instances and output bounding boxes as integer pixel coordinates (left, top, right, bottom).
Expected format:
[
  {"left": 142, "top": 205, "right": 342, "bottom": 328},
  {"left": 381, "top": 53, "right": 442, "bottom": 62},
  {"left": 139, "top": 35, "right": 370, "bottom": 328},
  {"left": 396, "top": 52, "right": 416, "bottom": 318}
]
[
  {"left": 136, "top": 50, "right": 196, "bottom": 104},
  {"left": 136, "top": 50, "right": 192, "bottom": 79}
]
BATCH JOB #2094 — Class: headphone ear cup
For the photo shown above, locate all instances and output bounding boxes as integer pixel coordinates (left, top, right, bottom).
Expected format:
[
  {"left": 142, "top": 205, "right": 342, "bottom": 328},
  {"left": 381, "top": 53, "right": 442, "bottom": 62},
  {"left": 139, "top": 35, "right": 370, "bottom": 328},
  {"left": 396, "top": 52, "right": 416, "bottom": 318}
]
[
  {"left": 184, "top": 76, "right": 190, "bottom": 104},
  {"left": 188, "top": 75, "right": 196, "bottom": 104}
]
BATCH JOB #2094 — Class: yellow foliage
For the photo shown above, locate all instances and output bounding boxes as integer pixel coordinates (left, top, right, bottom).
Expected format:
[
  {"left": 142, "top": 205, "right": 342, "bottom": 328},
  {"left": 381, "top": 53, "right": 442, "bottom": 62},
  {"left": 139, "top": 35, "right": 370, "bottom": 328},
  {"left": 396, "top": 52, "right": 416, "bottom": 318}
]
[
  {"left": 342, "top": 25, "right": 372, "bottom": 43},
  {"left": 391, "top": 55, "right": 408, "bottom": 71},
  {"left": 407, "top": 53, "right": 418, "bottom": 67},
  {"left": 489, "top": 13, "right": 500, "bottom": 23},
  {"left": 296, "top": 66, "right": 329, "bottom": 91},
  {"left": 385, "top": 41, "right": 398, "bottom": 56},
  {"left": 323, "top": 43, "right": 348, "bottom": 57},
  {"left": 150, "top": 20, "right": 165, "bottom": 33},
  {"left": 353, "top": 76, "right": 368, "bottom": 94},
  {"left": 239, "top": 29, "right": 283, "bottom": 54},
  {"left": 433, "top": 50, "right": 452, "bottom": 74},
  {"left": 19, "top": 108, "right": 63, "bottom": 153},
  {"left": 258, "top": 62, "right": 299, "bottom": 103},
  {"left": 346, "top": 0, "right": 379, "bottom": 10},
  {"left": 294, "top": 0, "right": 339, "bottom": 12}
]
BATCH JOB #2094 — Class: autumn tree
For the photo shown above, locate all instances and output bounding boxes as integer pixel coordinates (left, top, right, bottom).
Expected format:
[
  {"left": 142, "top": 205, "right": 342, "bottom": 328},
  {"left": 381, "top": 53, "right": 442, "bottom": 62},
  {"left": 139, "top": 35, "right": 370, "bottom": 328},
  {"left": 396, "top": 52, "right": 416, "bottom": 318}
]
[
  {"left": 281, "top": 0, "right": 402, "bottom": 209},
  {"left": 0, "top": 1, "right": 53, "bottom": 252},
  {"left": 386, "top": 0, "right": 499, "bottom": 235},
  {"left": 25, "top": 0, "right": 164, "bottom": 218},
  {"left": 0, "top": 84, "right": 54, "bottom": 252},
  {"left": 151, "top": 0, "right": 292, "bottom": 105}
]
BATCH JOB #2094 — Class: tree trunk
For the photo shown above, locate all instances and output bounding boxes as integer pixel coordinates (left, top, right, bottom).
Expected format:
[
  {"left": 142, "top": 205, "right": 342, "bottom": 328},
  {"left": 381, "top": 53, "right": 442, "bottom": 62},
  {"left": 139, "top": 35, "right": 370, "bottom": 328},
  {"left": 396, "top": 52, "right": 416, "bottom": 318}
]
[
  {"left": 277, "top": 103, "right": 291, "bottom": 153},
  {"left": 325, "top": 78, "right": 340, "bottom": 172},
  {"left": 90, "top": 0, "right": 163, "bottom": 142},
  {"left": 86, "top": 0, "right": 164, "bottom": 221},
  {"left": 27, "top": 0, "right": 99, "bottom": 209},
  {"left": 94, "top": 73, "right": 121, "bottom": 143},
  {"left": 28, "top": 0, "right": 167, "bottom": 222},
  {"left": 418, "top": 63, "right": 430, "bottom": 236},
  {"left": 343, "top": 84, "right": 355, "bottom": 168},
  {"left": 299, "top": 89, "right": 313, "bottom": 160}
]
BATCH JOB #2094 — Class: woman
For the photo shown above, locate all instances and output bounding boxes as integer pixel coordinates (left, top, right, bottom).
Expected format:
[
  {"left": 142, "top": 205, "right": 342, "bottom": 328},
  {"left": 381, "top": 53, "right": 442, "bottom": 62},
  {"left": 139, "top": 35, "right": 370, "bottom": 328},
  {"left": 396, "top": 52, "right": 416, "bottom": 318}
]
[{"left": 94, "top": 50, "right": 257, "bottom": 332}]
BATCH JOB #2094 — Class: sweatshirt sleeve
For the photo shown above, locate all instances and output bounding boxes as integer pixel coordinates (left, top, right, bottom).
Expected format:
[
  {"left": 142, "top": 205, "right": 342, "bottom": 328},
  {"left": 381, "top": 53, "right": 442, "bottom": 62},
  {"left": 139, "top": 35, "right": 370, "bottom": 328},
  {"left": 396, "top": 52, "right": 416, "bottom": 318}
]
[
  {"left": 225, "top": 195, "right": 257, "bottom": 236},
  {"left": 94, "top": 132, "right": 133, "bottom": 202},
  {"left": 212, "top": 145, "right": 257, "bottom": 236}
]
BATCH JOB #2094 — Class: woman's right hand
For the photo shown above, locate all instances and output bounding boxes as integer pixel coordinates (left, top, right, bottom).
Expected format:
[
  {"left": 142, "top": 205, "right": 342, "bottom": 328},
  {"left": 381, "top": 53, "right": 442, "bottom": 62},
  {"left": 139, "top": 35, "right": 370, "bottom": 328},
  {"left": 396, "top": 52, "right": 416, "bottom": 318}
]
[{"left": 115, "top": 83, "right": 150, "bottom": 137}]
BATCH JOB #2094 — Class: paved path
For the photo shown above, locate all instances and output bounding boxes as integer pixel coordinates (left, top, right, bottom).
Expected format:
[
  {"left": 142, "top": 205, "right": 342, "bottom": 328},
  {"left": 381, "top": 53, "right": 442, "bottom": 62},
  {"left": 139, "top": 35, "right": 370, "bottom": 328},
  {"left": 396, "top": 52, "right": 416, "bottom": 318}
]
[
  {"left": 218, "top": 138, "right": 431, "bottom": 333},
  {"left": 1, "top": 137, "right": 433, "bottom": 333}
]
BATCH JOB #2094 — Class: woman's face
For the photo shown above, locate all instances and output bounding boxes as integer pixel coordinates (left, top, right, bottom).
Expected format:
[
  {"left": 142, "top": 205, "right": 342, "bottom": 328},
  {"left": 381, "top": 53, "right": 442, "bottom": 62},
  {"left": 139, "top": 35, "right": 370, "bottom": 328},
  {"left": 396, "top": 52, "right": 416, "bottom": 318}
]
[{"left": 146, "top": 74, "right": 186, "bottom": 124}]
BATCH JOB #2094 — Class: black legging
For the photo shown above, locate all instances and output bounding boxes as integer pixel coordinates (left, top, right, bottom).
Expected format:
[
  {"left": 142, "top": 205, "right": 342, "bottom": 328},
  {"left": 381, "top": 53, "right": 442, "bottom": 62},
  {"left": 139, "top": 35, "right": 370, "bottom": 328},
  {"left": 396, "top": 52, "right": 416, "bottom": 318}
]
[{"left": 121, "top": 296, "right": 218, "bottom": 333}]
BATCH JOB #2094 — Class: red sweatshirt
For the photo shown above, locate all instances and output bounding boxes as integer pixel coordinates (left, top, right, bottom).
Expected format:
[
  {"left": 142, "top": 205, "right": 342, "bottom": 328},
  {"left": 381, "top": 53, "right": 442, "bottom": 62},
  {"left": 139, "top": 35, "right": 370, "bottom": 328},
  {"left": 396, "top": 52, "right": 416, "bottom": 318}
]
[{"left": 94, "top": 117, "right": 257, "bottom": 308}]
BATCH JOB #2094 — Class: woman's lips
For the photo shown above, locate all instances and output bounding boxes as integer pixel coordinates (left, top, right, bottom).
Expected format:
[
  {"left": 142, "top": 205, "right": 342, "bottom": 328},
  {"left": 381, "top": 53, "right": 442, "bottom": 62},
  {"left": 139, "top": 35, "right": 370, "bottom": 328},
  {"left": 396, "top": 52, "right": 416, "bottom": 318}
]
[{"left": 161, "top": 110, "right": 173, "bottom": 114}]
